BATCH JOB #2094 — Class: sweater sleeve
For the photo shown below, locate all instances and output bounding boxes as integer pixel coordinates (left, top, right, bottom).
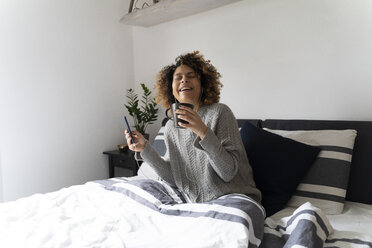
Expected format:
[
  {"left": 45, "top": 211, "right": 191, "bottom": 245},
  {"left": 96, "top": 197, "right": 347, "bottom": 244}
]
[
  {"left": 193, "top": 106, "right": 242, "bottom": 182},
  {"left": 140, "top": 141, "right": 175, "bottom": 186}
]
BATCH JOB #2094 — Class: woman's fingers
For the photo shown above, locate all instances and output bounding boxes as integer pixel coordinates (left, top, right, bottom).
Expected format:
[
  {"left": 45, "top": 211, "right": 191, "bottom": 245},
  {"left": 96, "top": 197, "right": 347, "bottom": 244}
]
[
  {"left": 176, "top": 106, "right": 207, "bottom": 138},
  {"left": 125, "top": 130, "right": 146, "bottom": 152}
]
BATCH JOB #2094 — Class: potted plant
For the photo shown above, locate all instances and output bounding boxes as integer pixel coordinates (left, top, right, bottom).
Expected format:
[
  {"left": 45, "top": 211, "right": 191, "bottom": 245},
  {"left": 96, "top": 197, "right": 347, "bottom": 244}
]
[{"left": 124, "top": 83, "right": 159, "bottom": 139}]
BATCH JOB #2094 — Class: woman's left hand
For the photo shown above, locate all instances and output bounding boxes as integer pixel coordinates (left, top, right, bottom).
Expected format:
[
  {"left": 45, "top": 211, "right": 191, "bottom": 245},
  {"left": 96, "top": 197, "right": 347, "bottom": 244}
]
[{"left": 176, "top": 105, "right": 208, "bottom": 139}]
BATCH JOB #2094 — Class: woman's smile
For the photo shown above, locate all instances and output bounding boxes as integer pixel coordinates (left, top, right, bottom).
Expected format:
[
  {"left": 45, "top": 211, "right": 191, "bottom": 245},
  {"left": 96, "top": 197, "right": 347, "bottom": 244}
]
[{"left": 178, "top": 86, "right": 193, "bottom": 95}]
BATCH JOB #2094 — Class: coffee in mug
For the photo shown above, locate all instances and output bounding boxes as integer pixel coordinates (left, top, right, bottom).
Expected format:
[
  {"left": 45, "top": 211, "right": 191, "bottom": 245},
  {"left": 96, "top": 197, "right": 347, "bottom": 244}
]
[{"left": 165, "top": 103, "right": 194, "bottom": 128}]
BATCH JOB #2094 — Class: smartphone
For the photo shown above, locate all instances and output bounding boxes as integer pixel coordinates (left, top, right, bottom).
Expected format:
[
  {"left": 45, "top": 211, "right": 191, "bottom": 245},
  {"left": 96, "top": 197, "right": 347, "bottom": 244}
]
[{"left": 124, "top": 116, "right": 135, "bottom": 145}]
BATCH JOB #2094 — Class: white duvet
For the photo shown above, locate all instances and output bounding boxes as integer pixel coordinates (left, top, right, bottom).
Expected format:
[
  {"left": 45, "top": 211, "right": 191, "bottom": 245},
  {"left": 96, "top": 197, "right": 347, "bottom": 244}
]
[
  {"left": 1, "top": 178, "right": 372, "bottom": 248},
  {"left": 0, "top": 180, "right": 260, "bottom": 248}
]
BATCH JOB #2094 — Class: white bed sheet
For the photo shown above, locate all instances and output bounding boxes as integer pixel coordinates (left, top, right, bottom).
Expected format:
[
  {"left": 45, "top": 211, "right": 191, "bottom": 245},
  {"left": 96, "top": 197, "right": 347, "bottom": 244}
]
[
  {"left": 327, "top": 201, "right": 372, "bottom": 234},
  {"left": 0, "top": 179, "right": 262, "bottom": 248}
]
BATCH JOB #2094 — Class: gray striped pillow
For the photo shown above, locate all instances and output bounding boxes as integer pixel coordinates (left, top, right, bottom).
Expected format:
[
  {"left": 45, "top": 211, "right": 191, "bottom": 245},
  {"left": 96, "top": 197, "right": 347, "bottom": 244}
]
[{"left": 264, "top": 128, "right": 357, "bottom": 214}]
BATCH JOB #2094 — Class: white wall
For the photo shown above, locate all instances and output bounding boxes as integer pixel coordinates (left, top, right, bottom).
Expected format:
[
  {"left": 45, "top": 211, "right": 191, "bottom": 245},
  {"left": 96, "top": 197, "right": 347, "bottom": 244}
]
[
  {"left": 132, "top": 0, "right": 372, "bottom": 139},
  {"left": 0, "top": 0, "right": 133, "bottom": 202},
  {"left": 0, "top": 152, "right": 2, "bottom": 202},
  {"left": 1, "top": 0, "right": 372, "bottom": 202}
]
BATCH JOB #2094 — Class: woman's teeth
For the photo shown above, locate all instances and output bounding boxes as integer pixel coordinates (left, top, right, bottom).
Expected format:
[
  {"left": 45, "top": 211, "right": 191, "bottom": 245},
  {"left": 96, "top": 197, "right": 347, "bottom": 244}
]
[{"left": 180, "top": 87, "right": 191, "bottom": 92}]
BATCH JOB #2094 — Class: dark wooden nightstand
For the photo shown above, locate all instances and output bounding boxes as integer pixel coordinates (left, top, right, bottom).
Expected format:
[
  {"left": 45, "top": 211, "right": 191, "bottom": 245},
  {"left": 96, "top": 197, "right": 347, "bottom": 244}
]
[{"left": 103, "top": 150, "right": 141, "bottom": 177}]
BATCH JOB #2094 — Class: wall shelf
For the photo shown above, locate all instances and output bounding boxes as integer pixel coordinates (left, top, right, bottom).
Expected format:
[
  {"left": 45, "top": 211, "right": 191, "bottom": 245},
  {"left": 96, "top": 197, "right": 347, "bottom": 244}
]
[{"left": 120, "top": 0, "right": 243, "bottom": 27}]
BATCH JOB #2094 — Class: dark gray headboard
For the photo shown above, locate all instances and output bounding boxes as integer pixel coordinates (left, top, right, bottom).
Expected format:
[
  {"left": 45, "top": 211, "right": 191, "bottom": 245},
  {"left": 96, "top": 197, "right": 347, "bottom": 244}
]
[
  {"left": 237, "top": 119, "right": 262, "bottom": 129},
  {"left": 237, "top": 119, "right": 372, "bottom": 205},
  {"left": 161, "top": 118, "right": 372, "bottom": 204}
]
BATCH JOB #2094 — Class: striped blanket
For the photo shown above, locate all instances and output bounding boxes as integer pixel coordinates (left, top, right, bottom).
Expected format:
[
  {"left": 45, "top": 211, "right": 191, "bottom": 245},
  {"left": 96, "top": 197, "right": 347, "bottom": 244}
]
[
  {"left": 95, "top": 178, "right": 372, "bottom": 248},
  {"left": 262, "top": 202, "right": 372, "bottom": 248},
  {"left": 261, "top": 202, "right": 333, "bottom": 247},
  {"left": 93, "top": 177, "right": 265, "bottom": 248},
  {"left": 1, "top": 177, "right": 371, "bottom": 247}
]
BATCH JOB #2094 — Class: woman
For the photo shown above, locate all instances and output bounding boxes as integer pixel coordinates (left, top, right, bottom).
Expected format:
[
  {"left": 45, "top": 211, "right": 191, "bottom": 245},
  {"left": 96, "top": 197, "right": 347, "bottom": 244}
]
[{"left": 125, "top": 51, "right": 261, "bottom": 204}]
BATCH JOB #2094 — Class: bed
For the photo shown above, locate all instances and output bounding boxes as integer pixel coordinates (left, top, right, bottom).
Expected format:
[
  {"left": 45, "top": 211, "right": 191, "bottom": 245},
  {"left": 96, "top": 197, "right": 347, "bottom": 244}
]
[{"left": 0, "top": 118, "right": 371, "bottom": 248}]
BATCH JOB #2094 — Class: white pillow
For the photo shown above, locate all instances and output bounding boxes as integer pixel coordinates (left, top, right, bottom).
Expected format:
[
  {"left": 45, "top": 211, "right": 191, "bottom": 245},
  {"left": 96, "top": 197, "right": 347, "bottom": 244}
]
[
  {"left": 137, "top": 126, "right": 165, "bottom": 180},
  {"left": 137, "top": 162, "right": 161, "bottom": 180}
]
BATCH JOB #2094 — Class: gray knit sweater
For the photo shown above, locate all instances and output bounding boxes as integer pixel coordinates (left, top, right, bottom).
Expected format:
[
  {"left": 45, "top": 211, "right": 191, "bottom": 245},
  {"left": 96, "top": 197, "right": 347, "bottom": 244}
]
[{"left": 140, "top": 103, "right": 261, "bottom": 203}]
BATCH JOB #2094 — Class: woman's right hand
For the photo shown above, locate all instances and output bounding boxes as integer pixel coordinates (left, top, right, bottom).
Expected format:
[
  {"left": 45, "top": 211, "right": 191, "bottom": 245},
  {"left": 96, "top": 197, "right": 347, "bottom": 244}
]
[{"left": 125, "top": 130, "right": 146, "bottom": 152}]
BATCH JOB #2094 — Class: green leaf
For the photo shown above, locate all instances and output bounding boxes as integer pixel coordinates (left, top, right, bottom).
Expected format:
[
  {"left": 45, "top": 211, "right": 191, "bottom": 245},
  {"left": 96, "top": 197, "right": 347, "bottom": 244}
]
[{"left": 124, "top": 83, "right": 159, "bottom": 134}]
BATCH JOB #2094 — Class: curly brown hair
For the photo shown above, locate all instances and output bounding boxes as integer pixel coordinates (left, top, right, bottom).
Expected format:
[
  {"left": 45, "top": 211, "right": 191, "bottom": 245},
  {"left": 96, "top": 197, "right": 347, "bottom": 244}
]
[{"left": 155, "top": 51, "right": 223, "bottom": 109}]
